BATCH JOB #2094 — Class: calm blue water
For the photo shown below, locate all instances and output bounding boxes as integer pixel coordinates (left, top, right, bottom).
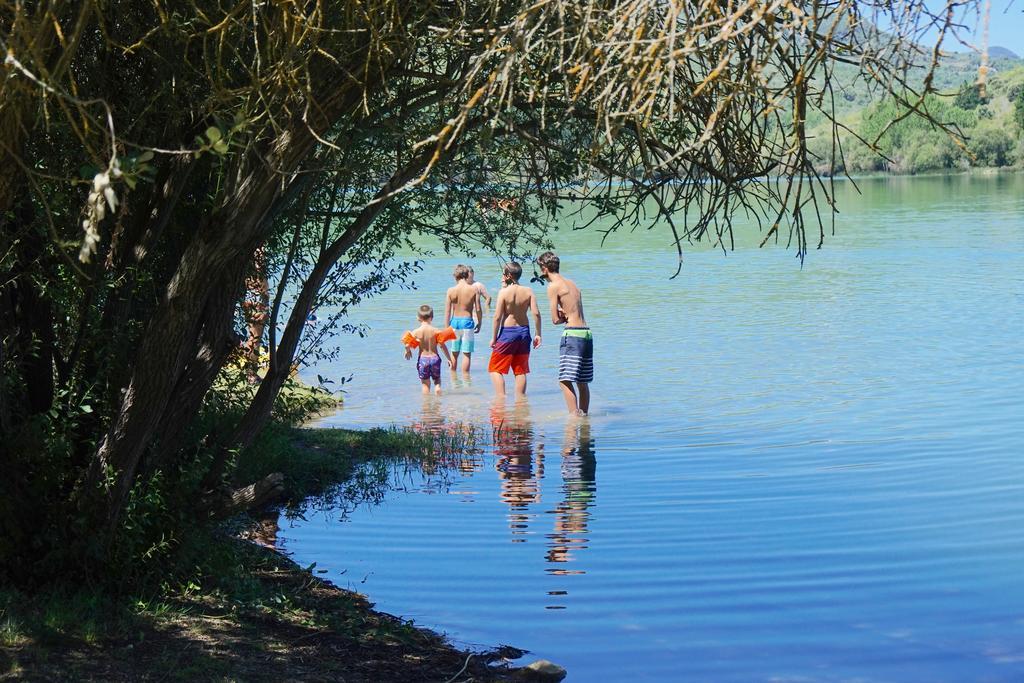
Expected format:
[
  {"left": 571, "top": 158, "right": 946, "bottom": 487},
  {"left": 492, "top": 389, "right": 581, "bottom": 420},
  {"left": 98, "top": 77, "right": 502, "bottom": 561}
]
[{"left": 281, "top": 174, "right": 1024, "bottom": 681}]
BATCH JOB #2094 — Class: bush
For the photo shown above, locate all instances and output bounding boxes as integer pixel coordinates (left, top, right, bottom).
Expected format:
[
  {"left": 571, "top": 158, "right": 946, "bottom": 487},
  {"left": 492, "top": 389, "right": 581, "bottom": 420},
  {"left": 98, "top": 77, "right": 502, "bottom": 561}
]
[
  {"left": 857, "top": 94, "right": 975, "bottom": 173},
  {"left": 968, "top": 125, "right": 1016, "bottom": 166},
  {"left": 954, "top": 81, "right": 990, "bottom": 110}
]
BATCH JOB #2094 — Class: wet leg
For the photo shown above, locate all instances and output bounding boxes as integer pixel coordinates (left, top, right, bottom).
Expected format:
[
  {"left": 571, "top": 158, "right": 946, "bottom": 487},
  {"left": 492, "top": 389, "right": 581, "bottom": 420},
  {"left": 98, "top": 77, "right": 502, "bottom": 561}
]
[
  {"left": 577, "top": 383, "right": 590, "bottom": 415},
  {"left": 490, "top": 372, "right": 506, "bottom": 397},
  {"left": 462, "top": 352, "right": 472, "bottom": 373},
  {"left": 421, "top": 379, "right": 431, "bottom": 395},
  {"left": 513, "top": 373, "right": 528, "bottom": 398},
  {"left": 433, "top": 378, "right": 442, "bottom": 396},
  {"left": 451, "top": 351, "right": 461, "bottom": 373},
  {"left": 559, "top": 380, "right": 579, "bottom": 413}
]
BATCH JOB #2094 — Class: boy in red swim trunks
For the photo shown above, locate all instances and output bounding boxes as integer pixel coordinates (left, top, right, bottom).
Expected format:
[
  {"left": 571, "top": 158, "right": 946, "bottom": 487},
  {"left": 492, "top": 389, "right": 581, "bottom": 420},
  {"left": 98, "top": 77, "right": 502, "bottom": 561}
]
[
  {"left": 402, "top": 305, "right": 455, "bottom": 395},
  {"left": 488, "top": 262, "right": 541, "bottom": 399}
]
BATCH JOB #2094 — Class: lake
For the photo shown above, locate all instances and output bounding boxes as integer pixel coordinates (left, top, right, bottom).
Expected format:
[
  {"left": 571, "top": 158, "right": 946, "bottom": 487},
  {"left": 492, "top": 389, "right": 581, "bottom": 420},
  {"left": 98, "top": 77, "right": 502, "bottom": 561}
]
[{"left": 281, "top": 174, "right": 1024, "bottom": 681}]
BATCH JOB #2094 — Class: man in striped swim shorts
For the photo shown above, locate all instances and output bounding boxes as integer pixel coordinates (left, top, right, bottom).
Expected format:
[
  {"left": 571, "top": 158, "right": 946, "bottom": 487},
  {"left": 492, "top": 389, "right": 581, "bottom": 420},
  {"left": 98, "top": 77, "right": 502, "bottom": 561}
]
[{"left": 537, "top": 251, "right": 593, "bottom": 415}]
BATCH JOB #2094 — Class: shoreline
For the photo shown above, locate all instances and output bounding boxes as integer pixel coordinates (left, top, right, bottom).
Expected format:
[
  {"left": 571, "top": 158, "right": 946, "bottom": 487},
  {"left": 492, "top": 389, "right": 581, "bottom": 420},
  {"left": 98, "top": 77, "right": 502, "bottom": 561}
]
[
  {"left": 2, "top": 426, "right": 553, "bottom": 682},
  {"left": 1, "top": 538, "right": 527, "bottom": 682}
]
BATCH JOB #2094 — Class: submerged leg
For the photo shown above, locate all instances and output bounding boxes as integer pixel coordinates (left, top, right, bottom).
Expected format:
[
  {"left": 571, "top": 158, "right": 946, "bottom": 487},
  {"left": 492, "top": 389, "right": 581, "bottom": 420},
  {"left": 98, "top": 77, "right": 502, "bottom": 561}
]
[
  {"left": 577, "top": 383, "right": 590, "bottom": 415},
  {"left": 421, "top": 379, "right": 431, "bottom": 395},
  {"left": 513, "top": 373, "right": 528, "bottom": 398},
  {"left": 462, "top": 352, "right": 472, "bottom": 373},
  {"left": 490, "top": 371, "right": 505, "bottom": 397},
  {"left": 559, "top": 380, "right": 578, "bottom": 413}
]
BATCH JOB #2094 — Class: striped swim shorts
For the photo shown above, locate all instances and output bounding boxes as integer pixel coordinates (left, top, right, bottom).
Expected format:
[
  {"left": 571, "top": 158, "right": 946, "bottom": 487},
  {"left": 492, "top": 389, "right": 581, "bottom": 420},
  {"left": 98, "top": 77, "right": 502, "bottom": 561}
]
[{"left": 559, "top": 327, "right": 593, "bottom": 383}]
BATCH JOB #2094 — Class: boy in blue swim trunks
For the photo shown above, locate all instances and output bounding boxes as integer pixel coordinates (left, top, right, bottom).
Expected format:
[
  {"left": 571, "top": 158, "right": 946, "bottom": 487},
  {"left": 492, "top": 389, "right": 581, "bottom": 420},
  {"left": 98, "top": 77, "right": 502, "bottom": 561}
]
[
  {"left": 445, "top": 264, "right": 483, "bottom": 374},
  {"left": 538, "top": 251, "right": 593, "bottom": 415},
  {"left": 489, "top": 262, "right": 541, "bottom": 399},
  {"left": 402, "top": 305, "right": 455, "bottom": 395}
]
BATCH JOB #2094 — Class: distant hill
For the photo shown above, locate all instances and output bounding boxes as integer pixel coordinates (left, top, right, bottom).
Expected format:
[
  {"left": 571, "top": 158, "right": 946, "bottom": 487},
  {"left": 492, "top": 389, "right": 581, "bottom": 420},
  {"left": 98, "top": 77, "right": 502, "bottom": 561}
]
[{"left": 989, "top": 46, "right": 1020, "bottom": 60}]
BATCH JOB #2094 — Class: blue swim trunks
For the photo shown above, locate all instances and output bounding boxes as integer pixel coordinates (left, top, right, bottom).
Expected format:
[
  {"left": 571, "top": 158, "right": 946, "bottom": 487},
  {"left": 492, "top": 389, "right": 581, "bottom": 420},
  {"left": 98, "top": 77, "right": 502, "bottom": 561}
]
[{"left": 450, "top": 316, "right": 475, "bottom": 353}]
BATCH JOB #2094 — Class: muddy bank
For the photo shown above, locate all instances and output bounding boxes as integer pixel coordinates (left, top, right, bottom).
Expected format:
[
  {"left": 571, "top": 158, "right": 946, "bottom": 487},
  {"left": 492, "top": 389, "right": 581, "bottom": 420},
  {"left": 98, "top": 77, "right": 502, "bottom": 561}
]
[
  {"left": 1, "top": 539, "right": 530, "bottom": 682},
  {"left": 2, "top": 426, "right": 553, "bottom": 682}
]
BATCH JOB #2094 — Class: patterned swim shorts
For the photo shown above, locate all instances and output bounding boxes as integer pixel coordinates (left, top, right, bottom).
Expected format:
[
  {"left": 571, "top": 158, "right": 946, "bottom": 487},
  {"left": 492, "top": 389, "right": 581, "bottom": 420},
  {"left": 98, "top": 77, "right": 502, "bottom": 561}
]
[
  {"left": 417, "top": 354, "right": 442, "bottom": 383},
  {"left": 558, "top": 327, "right": 593, "bottom": 383}
]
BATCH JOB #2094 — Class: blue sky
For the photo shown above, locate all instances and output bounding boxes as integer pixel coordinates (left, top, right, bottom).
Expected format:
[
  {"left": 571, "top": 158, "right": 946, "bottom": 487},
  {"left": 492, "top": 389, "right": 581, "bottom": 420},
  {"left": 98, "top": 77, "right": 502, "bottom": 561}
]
[{"left": 932, "top": 1, "right": 1024, "bottom": 56}]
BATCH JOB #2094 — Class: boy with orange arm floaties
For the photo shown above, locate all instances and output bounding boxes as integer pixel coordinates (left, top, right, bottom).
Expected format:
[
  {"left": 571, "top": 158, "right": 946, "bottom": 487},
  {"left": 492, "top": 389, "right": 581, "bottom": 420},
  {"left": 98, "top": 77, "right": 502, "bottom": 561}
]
[{"left": 402, "top": 305, "right": 456, "bottom": 395}]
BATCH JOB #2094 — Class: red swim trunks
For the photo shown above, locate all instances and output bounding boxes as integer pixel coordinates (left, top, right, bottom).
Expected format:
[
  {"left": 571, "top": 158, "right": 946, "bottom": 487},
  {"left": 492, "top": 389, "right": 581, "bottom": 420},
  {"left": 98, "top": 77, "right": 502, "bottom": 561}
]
[{"left": 488, "top": 325, "right": 531, "bottom": 375}]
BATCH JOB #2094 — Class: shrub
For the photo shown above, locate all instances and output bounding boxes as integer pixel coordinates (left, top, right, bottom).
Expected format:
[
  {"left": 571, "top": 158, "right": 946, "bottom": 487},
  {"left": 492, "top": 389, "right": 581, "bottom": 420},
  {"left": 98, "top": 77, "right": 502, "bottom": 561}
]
[{"left": 968, "top": 125, "right": 1016, "bottom": 166}]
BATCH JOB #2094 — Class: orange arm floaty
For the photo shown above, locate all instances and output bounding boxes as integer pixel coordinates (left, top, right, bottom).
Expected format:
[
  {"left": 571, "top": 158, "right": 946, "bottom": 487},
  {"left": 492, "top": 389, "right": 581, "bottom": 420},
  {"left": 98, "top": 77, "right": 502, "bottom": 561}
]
[
  {"left": 401, "top": 331, "right": 419, "bottom": 348},
  {"left": 435, "top": 326, "right": 456, "bottom": 344}
]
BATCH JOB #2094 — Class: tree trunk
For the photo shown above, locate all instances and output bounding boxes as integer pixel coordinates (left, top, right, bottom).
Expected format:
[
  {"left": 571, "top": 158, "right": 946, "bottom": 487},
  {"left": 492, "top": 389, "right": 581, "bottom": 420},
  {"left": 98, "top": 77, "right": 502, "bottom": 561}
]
[
  {"left": 143, "top": 259, "right": 249, "bottom": 474},
  {"left": 87, "top": 73, "right": 383, "bottom": 532},
  {"left": 241, "top": 246, "right": 271, "bottom": 381},
  {"left": 219, "top": 142, "right": 452, "bottom": 474}
]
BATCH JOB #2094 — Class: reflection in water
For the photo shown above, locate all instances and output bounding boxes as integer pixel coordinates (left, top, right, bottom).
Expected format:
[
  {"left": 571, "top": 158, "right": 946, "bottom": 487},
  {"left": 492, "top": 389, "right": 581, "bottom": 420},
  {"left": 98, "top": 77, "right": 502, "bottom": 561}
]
[
  {"left": 546, "top": 419, "right": 597, "bottom": 577},
  {"left": 489, "top": 402, "right": 599, "bottom": 594},
  {"left": 414, "top": 396, "right": 483, "bottom": 475},
  {"left": 490, "top": 401, "right": 544, "bottom": 541}
]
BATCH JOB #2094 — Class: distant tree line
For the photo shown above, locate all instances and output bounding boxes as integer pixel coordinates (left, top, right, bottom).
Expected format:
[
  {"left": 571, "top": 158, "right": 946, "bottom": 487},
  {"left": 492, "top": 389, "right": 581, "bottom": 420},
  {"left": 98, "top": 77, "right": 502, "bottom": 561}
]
[{"left": 809, "top": 66, "right": 1024, "bottom": 174}]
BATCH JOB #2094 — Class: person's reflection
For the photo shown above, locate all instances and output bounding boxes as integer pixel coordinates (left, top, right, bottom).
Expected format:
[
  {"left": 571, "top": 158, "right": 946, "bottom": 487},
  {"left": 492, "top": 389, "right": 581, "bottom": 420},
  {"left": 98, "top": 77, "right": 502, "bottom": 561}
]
[
  {"left": 491, "top": 400, "right": 544, "bottom": 540},
  {"left": 545, "top": 418, "right": 596, "bottom": 573}
]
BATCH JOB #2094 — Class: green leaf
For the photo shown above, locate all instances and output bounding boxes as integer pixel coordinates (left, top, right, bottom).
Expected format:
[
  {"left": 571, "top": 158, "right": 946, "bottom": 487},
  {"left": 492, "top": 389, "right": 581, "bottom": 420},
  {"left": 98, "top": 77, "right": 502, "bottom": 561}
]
[
  {"left": 205, "top": 126, "right": 222, "bottom": 143},
  {"left": 137, "top": 150, "right": 154, "bottom": 163},
  {"left": 213, "top": 139, "right": 229, "bottom": 154},
  {"left": 78, "top": 164, "right": 98, "bottom": 179}
]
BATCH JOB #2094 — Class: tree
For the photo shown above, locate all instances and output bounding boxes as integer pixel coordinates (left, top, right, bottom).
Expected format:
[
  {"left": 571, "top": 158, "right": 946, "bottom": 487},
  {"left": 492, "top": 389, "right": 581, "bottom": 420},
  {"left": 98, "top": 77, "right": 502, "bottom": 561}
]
[
  {"left": 1015, "top": 88, "right": 1024, "bottom": 134},
  {"left": 968, "top": 125, "right": 1016, "bottom": 166},
  {"left": 954, "top": 80, "right": 990, "bottom": 110},
  {"left": 0, "top": 0, "right": 984, "bottom": 582}
]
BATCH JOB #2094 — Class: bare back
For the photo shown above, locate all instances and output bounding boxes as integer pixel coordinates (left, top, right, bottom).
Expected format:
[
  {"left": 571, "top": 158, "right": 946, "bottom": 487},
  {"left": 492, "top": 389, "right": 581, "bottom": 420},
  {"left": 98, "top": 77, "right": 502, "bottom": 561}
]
[
  {"left": 498, "top": 284, "right": 536, "bottom": 328},
  {"left": 412, "top": 324, "right": 443, "bottom": 354},
  {"left": 447, "top": 281, "right": 478, "bottom": 319},
  {"left": 548, "top": 276, "right": 586, "bottom": 327}
]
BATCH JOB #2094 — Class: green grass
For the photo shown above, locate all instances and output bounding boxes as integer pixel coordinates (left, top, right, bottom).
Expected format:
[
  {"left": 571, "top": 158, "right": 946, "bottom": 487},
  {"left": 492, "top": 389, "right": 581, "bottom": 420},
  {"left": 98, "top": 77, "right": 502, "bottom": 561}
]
[
  {"left": 1, "top": 408, "right": 487, "bottom": 680},
  {"left": 233, "top": 422, "right": 478, "bottom": 508},
  {"left": 1, "top": 421, "right": 479, "bottom": 648}
]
